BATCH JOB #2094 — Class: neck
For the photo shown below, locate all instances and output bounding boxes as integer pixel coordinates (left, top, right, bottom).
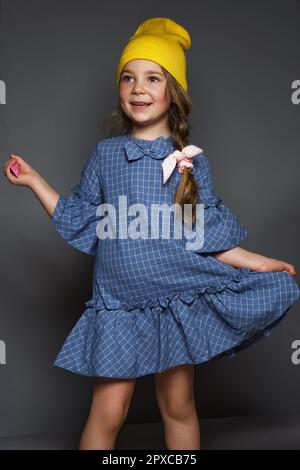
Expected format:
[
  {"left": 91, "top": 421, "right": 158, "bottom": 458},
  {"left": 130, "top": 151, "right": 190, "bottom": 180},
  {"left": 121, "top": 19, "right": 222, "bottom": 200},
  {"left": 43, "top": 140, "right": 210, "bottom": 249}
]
[{"left": 129, "top": 125, "right": 172, "bottom": 141}]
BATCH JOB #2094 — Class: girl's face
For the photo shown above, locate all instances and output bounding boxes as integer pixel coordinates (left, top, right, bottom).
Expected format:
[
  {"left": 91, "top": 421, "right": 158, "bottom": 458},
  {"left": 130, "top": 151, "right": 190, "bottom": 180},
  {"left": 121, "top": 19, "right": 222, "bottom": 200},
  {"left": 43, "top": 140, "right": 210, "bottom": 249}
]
[{"left": 119, "top": 59, "right": 172, "bottom": 132}]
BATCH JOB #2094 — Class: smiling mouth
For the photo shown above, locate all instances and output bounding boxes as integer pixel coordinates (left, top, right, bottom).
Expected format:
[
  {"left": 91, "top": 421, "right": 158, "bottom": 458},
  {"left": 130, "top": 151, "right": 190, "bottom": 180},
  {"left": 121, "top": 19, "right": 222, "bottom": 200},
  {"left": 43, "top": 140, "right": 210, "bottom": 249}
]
[{"left": 130, "top": 102, "right": 152, "bottom": 109}]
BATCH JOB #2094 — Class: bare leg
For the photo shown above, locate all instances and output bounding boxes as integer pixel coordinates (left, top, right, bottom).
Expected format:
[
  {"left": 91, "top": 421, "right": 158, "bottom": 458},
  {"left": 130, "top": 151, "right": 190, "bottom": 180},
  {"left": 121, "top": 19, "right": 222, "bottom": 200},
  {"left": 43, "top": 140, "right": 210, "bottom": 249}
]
[
  {"left": 79, "top": 413, "right": 120, "bottom": 450},
  {"left": 155, "top": 364, "right": 201, "bottom": 450},
  {"left": 79, "top": 376, "right": 136, "bottom": 450},
  {"left": 162, "top": 404, "right": 201, "bottom": 450}
]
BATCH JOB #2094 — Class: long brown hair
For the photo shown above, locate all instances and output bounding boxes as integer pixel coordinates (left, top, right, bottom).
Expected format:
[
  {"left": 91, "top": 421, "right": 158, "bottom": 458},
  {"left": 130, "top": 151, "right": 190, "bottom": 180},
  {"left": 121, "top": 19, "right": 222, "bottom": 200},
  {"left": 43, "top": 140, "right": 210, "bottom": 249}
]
[{"left": 101, "top": 67, "right": 199, "bottom": 225}]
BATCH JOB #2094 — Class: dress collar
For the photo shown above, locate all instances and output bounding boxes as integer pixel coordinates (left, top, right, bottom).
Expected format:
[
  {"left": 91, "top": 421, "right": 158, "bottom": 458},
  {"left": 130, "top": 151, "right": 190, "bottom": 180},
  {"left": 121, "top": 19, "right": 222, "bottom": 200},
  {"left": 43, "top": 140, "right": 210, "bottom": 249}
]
[{"left": 124, "top": 134, "right": 176, "bottom": 161}]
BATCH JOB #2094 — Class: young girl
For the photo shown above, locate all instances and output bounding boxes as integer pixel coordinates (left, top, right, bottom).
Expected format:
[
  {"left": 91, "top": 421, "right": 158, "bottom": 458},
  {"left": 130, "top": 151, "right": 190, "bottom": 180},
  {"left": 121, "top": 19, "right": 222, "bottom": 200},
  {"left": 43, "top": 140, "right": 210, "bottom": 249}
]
[{"left": 3, "top": 17, "right": 300, "bottom": 451}]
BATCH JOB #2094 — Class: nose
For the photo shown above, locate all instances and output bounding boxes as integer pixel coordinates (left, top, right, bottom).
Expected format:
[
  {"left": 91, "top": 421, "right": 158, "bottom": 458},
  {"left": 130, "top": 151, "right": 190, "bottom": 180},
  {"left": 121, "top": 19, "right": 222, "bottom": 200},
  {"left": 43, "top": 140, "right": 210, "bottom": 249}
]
[{"left": 131, "top": 78, "right": 146, "bottom": 94}]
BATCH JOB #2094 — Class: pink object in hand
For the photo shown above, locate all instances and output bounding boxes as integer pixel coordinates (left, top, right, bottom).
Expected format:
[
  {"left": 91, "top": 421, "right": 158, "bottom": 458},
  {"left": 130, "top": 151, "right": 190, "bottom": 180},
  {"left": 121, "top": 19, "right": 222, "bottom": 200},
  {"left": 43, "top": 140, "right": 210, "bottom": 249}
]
[{"left": 9, "top": 162, "right": 20, "bottom": 177}]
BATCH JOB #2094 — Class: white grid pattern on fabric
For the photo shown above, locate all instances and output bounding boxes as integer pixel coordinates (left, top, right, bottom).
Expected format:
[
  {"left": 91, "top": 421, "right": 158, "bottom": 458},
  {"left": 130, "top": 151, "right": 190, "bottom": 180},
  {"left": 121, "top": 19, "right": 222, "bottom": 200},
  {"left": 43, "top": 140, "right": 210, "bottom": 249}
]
[{"left": 51, "top": 134, "right": 300, "bottom": 378}]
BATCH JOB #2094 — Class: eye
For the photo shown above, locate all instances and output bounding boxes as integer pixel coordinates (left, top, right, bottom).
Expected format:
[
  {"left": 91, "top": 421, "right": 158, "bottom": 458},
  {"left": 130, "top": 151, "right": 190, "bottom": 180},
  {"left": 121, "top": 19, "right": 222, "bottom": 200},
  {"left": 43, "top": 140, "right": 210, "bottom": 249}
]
[
  {"left": 121, "top": 74, "right": 132, "bottom": 82},
  {"left": 148, "top": 76, "right": 160, "bottom": 82},
  {"left": 121, "top": 75, "right": 160, "bottom": 82}
]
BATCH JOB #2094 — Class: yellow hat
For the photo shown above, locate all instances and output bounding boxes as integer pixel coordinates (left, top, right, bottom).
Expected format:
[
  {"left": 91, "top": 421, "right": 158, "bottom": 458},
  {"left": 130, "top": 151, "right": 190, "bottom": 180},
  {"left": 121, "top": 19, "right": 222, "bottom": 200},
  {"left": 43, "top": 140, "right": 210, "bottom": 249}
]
[{"left": 116, "top": 17, "right": 191, "bottom": 93}]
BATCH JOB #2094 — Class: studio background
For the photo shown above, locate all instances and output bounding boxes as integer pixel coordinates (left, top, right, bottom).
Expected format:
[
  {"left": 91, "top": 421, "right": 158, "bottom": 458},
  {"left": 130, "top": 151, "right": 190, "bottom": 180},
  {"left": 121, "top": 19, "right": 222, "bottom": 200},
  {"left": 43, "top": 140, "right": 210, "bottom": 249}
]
[{"left": 1, "top": 0, "right": 300, "bottom": 449}]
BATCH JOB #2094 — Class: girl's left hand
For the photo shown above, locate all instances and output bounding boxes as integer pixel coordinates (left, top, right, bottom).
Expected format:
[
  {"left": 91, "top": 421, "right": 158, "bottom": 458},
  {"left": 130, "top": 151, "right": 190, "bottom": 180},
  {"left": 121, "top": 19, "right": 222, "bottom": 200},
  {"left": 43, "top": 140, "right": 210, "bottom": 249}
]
[{"left": 256, "top": 257, "right": 297, "bottom": 277}]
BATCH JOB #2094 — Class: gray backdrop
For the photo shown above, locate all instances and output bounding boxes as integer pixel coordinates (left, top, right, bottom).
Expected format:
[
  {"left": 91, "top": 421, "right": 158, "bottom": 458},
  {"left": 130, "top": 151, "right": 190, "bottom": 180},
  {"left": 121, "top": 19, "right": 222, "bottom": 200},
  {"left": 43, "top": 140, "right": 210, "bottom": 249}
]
[{"left": 1, "top": 0, "right": 300, "bottom": 439}]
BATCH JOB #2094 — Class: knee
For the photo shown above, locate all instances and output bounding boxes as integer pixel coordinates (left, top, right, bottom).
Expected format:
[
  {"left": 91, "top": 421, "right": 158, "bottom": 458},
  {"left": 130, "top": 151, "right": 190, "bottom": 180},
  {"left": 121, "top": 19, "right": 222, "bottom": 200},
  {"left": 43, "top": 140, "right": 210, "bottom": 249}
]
[
  {"left": 159, "top": 399, "right": 195, "bottom": 422},
  {"left": 90, "top": 404, "right": 128, "bottom": 430}
]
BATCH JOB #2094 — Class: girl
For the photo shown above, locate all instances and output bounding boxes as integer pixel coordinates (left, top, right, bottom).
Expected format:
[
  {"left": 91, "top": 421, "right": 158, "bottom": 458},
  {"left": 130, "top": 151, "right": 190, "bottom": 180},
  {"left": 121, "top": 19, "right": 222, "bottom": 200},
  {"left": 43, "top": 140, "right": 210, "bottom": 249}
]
[{"left": 3, "top": 17, "right": 300, "bottom": 451}]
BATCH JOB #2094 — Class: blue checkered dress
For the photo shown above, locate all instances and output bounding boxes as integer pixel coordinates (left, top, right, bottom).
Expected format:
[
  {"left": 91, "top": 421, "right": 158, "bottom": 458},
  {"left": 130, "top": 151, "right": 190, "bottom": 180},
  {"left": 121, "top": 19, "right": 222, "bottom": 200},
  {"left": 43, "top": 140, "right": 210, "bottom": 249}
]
[{"left": 51, "top": 134, "right": 300, "bottom": 378}]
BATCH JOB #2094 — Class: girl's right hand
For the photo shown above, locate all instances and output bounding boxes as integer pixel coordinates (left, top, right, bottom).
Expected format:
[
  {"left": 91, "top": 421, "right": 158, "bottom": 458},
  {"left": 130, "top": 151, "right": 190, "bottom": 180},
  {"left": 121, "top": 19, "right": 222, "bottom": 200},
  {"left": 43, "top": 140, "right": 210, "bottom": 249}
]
[{"left": 3, "top": 154, "right": 40, "bottom": 188}]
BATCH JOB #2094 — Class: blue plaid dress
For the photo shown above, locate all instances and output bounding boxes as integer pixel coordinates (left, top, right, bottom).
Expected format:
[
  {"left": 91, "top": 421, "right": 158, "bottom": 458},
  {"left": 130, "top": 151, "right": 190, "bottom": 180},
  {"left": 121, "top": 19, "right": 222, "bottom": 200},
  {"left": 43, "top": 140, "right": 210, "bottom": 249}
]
[{"left": 51, "top": 134, "right": 300, "bottom": 378}]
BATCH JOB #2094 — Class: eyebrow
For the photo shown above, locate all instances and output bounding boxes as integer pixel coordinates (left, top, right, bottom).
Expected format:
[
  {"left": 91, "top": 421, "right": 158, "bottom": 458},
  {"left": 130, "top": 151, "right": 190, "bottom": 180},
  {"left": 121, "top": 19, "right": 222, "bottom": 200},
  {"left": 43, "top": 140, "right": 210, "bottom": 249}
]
[{"left": 121, "top": 69, "right": 164, "bottom": 77}]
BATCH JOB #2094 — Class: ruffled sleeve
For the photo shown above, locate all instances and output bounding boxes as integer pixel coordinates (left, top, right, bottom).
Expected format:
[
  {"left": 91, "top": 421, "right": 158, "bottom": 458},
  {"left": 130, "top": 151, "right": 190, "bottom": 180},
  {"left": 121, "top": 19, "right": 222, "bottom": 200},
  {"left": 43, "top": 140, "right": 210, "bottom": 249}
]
[
  {"left": 186, "top": 151, "right": 248, "bottom": 253},
  {"left": 51, "top": 144, "right": 103, "bottom": 256}
]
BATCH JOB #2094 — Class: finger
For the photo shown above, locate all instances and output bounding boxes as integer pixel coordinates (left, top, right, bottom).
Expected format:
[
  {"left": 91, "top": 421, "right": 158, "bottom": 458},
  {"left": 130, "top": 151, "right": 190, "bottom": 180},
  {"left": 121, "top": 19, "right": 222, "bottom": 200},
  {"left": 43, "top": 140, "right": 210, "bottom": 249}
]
[
  {"left": 3, "top": 162, "right": 10, "bottom": 176},
  {"left": 283, "top": 262, "right": 293, "bottom": 272},
  {"left": 4, "top": 161, "right": 18, "bottom": 179},
  {"left": 289, "top": 265, "right": 296, "bottom": 275},
  {"left": 286, "top": 263, "right": 296, "bottom": 275},
  {"left": 4, "top": 158, "right": 16, "bottom": 172},
  {"left": 3, "top": 161, "right": 13, "bottom": 176},
  {"left": 9, "top": 154, "right": 22, "bottom": 162},
  {"left": 284, "top": 266, "right": 296, "bottom": 276}
]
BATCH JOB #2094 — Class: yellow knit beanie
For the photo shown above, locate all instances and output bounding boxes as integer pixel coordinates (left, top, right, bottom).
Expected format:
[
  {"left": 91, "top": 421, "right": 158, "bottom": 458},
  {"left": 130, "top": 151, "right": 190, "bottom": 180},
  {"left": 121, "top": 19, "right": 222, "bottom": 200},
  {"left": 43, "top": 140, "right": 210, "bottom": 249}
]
[{"left": 116, "top": 17, "right": 191, "bottom": 93}]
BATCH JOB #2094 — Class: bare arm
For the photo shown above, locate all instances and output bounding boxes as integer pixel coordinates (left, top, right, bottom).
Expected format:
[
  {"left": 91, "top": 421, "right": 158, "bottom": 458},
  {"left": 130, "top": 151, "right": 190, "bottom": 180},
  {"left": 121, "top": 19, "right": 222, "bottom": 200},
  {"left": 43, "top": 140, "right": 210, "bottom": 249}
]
[
  {"left": 213, "top": 246, "right": 296, "bottom": 277},
  {"left": 214, "top": 247, "right": 267, "bottom": 270},
  {"left": 3, "top": 154, "right": 60, "bottom": 217},
  {"left": 30, "top": 173, "right": 60, "bottom": 218}
]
